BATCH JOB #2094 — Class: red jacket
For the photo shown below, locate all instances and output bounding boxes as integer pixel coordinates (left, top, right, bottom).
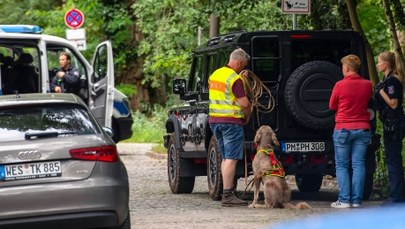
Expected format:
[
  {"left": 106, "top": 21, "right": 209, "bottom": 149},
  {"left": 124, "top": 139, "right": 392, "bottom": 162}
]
[{"left": 329, "top": 73, "right": 372, "bottom": 130}]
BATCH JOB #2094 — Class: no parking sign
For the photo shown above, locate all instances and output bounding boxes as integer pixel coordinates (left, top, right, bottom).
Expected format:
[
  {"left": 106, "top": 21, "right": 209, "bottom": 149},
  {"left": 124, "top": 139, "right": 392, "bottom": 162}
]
[{"left": 64, "top": 8, "right": 85, "bottom": 29}]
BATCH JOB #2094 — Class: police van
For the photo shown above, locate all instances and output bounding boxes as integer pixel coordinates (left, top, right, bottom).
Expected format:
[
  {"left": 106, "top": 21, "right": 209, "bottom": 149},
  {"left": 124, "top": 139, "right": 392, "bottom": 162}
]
[{"left": 0, "top": 25, "right": 132, "bottom": 142}]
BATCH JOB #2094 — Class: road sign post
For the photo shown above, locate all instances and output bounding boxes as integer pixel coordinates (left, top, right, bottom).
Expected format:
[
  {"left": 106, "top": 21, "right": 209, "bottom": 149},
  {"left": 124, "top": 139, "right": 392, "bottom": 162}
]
[
  {"left": 64, "top": 8, "right": 85, "bottom": 29},
  {"left": 64, "top": 8, "right": 86, "bottom": 50}
]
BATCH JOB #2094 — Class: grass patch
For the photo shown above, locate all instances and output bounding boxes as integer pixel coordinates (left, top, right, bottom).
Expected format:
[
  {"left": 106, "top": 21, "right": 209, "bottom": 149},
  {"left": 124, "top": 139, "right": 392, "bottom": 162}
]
[{"left": 122, "top": 107, "right": 167, "bottom": 143}]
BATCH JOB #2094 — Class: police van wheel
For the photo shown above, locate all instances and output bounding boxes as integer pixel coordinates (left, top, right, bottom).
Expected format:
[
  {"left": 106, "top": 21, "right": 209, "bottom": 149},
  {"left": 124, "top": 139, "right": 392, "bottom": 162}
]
[
  {"left": 295, "top": 174, "right": 323, "bottom": 192},
  {"left": 207, "top": 136, "right": 223, "bottom": 201},
  {"left": 167, "top": 134, "right": 195, "bottom": 194}
]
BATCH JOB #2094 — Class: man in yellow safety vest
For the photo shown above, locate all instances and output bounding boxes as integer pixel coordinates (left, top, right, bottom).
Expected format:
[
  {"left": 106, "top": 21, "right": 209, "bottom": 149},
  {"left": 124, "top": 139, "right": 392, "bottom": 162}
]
[{"left": 209, "top": 48, "right": 252, "bottom": 207}]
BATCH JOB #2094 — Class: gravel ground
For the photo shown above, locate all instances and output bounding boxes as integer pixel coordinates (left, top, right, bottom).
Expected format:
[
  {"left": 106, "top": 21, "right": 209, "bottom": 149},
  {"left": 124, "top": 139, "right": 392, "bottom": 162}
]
[{"left": 117, "top": 143, "right": 381, "bottom": 229}]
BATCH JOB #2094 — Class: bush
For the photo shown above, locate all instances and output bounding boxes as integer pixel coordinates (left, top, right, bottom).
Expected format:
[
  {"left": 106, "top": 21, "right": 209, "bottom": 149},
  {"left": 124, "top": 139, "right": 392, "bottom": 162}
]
[{"left": 123, "top": 105, "right": 166, "bottom": 143}]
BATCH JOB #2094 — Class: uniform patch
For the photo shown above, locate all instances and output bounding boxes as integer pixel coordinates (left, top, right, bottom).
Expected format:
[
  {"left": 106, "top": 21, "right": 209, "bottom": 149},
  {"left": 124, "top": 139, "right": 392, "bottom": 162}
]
[{"left": 388, "top": 85, "right": 395, "bottom": 95}]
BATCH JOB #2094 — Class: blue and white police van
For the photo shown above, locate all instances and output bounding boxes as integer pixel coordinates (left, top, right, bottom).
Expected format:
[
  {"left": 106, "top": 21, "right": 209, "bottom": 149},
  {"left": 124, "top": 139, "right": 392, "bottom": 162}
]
[{"left": 0, "top": 25, "right": 132, "bottom": 142}]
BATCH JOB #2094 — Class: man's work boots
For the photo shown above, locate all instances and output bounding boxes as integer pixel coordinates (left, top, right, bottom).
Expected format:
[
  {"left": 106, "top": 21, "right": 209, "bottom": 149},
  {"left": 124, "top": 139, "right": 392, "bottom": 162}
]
[{"left": 221, "top": 190, "right": 248, "bottom": 207}]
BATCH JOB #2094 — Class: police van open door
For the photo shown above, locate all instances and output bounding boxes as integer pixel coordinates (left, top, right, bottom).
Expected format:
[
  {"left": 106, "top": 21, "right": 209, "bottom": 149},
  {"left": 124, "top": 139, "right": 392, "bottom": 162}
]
[{"left": 90, "top": 41, "right": 114, "bottom": 128}]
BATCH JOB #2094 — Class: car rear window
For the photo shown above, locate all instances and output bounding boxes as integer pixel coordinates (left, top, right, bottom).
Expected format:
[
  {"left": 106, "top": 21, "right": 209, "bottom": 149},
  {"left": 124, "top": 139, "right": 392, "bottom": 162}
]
[{"left": 0, "top": 104, "right": 100, "bottom": 142}]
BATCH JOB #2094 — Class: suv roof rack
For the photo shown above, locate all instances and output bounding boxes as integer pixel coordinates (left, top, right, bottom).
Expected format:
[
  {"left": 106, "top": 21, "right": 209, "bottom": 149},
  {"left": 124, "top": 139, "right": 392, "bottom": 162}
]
[{"left": 0, "top": 25, "right": 43, "bottom": 34}]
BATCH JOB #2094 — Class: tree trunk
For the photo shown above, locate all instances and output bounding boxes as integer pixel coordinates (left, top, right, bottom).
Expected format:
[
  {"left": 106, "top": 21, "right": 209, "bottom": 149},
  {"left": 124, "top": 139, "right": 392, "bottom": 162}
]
[
  {"left": 345, "top": 0, "right": 379, "bottom": 85},
  {"left": 383, "top": 0, "right": 405, "bottom": 81},
  {"left": 391, "top": 0, "right": 405, "bottom": 28},
  {"left": 209, "top": 13, "right": 219, "bottom": 38}
]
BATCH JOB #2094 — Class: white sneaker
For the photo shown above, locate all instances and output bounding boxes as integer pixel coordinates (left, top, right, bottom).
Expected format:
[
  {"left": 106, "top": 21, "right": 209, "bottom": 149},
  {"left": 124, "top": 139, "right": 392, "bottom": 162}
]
[
  {"left": 351, "top": 203, "right": 361, "bottom": 208},
  {"left": 331, "top": 200, "right": 351, "bottom": 209}
]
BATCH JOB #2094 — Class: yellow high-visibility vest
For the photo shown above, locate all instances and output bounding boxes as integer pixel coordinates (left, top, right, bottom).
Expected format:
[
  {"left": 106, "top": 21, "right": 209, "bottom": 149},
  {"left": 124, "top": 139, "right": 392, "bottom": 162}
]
[{"left": 209, "top": 67, "right": 244, "bottom": 119}]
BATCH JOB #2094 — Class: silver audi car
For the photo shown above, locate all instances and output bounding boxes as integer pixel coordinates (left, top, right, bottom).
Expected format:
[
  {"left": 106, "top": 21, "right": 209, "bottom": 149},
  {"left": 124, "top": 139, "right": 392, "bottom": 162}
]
[{"left": 0, "top": 93, "right": 130, "bottom": 229}]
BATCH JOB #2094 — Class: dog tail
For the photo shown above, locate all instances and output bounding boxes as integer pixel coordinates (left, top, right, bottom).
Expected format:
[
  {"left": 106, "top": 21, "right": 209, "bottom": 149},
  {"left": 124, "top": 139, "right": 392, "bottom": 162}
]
[{"left": 282, "top": 202, "right": 312, "bottom": 210}]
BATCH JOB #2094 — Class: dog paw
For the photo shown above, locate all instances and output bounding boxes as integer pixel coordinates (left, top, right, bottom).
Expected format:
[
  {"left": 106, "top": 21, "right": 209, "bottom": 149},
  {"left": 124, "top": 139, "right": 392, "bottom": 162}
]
[{"left": 248, "top": 204, "right": 256, "bottom": 208}]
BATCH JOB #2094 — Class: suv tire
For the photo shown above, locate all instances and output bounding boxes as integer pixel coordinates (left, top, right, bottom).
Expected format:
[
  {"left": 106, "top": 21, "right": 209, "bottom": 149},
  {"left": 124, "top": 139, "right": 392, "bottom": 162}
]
[
  {"left": 207, "top": 136, "right": 223, "bottom": 200},
  {"left": 285, "top": 61, "right": 342, "bottom": 130},
  {"left": 167, "top": 134, "right": 195, "bottom": 193},
  {"left": 295, "top": 174, "right": 323, "bottom": 192}
]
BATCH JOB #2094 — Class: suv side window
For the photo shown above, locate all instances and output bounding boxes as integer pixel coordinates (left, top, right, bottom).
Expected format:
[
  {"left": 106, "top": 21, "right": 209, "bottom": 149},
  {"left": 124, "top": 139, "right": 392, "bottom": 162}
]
[
  {"left": 188, "top": 55, "right": 205, "bottom": 93},
  {"left": 251, "top": 36, "right": 280, "bottom": 83}
]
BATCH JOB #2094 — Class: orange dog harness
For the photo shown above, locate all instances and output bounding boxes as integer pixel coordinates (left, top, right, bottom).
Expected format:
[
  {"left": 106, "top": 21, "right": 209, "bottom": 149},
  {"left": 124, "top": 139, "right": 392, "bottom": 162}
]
[{"left": 256, "top": 148, "right": 285, "bottom": 178}]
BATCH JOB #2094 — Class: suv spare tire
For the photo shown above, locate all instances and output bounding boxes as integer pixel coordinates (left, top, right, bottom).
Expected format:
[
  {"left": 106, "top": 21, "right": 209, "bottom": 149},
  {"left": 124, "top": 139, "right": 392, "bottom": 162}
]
[{"left": 284, "top": 61, "right": 343, "bottom": 130}]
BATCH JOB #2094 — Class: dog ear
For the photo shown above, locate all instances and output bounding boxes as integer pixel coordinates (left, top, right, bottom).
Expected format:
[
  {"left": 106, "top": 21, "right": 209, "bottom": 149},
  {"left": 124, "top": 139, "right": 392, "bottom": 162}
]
[
  {"left": 272, "top": 133, "right": 280, "bottom": 146},
  {"left": 254, "top": 130, "right": 262, "bottom": 144}
]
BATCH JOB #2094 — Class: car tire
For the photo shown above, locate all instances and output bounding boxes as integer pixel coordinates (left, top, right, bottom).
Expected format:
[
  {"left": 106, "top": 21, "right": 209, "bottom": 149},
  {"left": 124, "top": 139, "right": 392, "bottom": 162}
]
[
  {"left": 207, "top": 136, "right": 223, "bottom": 200},
  {"left": 295, "top": 174, "right": 323, "bottom": 192},
  {"left": 363, "top": 173, "right": 374, "bottom": 200},
  {"left": 167, "top": 133, "right": 195, "bottom": 193},
  {"left": 284, "top": 61, "right": 342, "bottom": 130}
]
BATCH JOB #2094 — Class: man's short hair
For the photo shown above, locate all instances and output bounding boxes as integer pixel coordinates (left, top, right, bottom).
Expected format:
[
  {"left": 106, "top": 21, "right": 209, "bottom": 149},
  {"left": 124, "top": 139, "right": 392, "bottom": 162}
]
[
  {"left": 341, "top": 54, "right": 361, "bottom": 71},
  {"left": 60, "top": 52, "right": 71, "bottom": 61},
  {"left": 230, "top": 48, "right": 250, "bottom": 62}
]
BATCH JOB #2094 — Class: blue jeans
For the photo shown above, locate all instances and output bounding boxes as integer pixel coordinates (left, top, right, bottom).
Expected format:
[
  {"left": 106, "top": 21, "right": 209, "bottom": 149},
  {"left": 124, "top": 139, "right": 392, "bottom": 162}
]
[
  {"left": 210, "top": 123, "right": 244, "bottom": 160},
  {"left": 333, "top": 129, "right": 371, "bottom": 205}
]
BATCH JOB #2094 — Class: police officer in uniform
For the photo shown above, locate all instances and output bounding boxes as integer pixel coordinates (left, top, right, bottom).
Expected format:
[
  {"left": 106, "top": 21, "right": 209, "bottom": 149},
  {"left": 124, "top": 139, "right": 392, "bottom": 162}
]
[
  {"left": 375, "top": 51, "right": 405, "bottom": 206},
  {"left": 51, "top": 52, "right": 80, "bottom": 96}
]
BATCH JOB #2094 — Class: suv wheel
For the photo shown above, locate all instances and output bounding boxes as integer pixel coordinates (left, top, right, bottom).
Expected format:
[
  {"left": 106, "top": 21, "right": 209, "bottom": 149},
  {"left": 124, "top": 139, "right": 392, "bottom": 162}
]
[
  {"left": 295, "top": 174, "right": 323, "bottom": 192},
  {"left": 167, "top": 134, "right": 195, "bottom": 193},
  {"left": 285, "top": 61, "right": 342, "bottom": 130},
  {"left": 207, "top": 136, "right": 223, "bottom": 200}
]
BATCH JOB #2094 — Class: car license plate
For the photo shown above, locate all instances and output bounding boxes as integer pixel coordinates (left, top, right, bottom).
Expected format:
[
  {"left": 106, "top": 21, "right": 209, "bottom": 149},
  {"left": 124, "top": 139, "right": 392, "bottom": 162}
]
[
  {"left": 281, "top": 142, "right": 325, "bottom": 152},
  {"left": 0, "top": 161, "right": 62, "bottom": 181}
]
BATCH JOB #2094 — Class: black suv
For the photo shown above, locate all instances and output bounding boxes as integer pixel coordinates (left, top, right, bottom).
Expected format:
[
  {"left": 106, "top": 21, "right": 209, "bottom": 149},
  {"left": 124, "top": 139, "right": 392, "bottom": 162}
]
[{"left": 164, "top": 30, "right": 381, "bottom": 200}]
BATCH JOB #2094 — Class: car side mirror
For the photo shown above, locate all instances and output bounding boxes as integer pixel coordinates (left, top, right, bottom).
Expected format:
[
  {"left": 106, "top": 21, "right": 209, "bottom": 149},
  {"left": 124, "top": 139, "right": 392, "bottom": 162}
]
[{"left": 173, "top": 78, "right": 187, "bottom": 95}]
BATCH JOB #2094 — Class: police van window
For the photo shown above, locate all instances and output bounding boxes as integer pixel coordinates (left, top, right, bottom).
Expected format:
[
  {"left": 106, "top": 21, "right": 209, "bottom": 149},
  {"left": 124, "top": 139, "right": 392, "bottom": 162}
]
[
  {"left": 92, "top": 45, "right": 108, "bottom": 83},
  {"left": 0, "top": 46, "right": 40, "bottom": 95},
  {"left": 290, "top": 40, "right": 351, "bottom": 71},
  {"left": 251, "top": 37, "right": 280, "bottom": 82}
]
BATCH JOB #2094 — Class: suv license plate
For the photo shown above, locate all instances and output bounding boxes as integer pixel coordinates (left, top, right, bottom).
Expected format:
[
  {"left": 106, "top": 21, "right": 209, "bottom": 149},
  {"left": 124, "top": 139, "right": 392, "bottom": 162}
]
[
  {"left": 282, "top": 142, "right": 325, "bottom": 152},
  {"left": 0, "top": 161, "right": 62, "bottom": 181}
]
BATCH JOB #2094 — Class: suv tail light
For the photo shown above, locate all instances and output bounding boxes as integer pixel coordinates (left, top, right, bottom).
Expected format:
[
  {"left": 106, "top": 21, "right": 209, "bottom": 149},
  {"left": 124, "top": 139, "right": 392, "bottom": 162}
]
[
  {"left": 290, "top": 34, "right": 312, "bottom": 39},
  {"left": 70, "top": 145, "right": 119, "bottom": 162}
]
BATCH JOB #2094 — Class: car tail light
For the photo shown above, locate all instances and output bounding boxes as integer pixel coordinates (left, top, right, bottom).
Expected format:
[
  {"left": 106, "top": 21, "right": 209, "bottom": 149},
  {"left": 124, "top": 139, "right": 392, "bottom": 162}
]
[
  {"left": 309, "top": 154, "right": 327, "bottom": 164},
  {"left": 70, "top": 145, "right": 119, "bottom": 162}
]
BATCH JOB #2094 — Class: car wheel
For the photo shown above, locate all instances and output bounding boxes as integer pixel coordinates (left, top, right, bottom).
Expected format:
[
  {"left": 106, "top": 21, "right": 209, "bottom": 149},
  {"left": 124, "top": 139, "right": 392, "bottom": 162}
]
[
  {"left": 167, "top": 133, "right": 195, "bottom": 193},
  {"left": 363, "top": 173, "right": 374, "bottom": 200},
  {"left": 295, "top": 174, "right": 323, "bottom": 192},
  {"left": 207, "top": 135, "right": 223, "bottom": 200},
  {"left": 284, "top": 61, "right": 342, "bottom": 130},
  {"left": 116, "top": 212, "right": 131, "bottom": 229}
]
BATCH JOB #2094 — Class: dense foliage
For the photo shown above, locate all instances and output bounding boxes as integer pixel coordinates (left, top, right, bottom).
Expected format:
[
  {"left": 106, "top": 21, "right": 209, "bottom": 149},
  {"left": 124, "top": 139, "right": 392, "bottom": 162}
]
[{"left": 0, "top": 0, "right": 395, "bottom": 107}]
